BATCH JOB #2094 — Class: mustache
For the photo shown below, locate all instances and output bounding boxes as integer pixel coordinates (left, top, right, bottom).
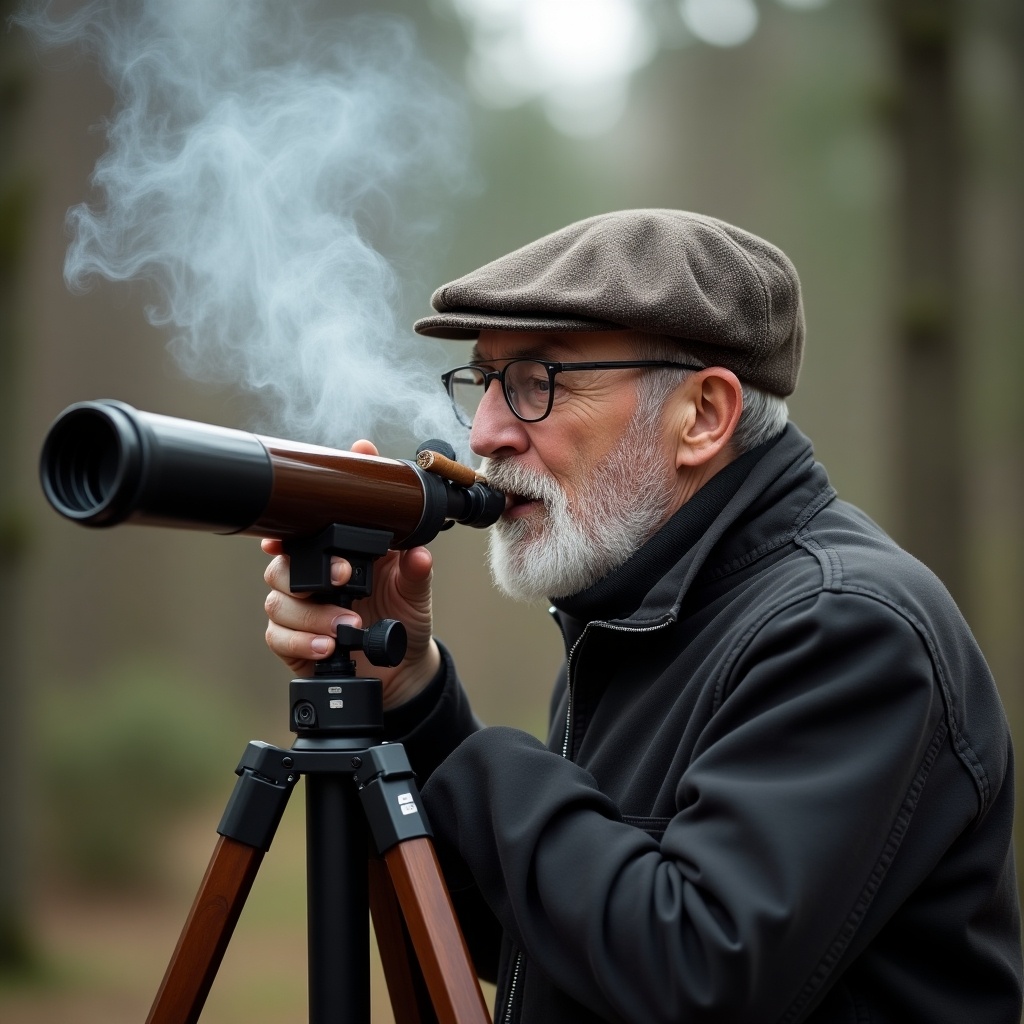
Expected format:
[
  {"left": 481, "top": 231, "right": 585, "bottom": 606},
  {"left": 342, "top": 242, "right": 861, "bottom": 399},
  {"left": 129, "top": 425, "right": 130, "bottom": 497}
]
[{"left": 479, "top": 458, "right": 560, "bottom": 504}]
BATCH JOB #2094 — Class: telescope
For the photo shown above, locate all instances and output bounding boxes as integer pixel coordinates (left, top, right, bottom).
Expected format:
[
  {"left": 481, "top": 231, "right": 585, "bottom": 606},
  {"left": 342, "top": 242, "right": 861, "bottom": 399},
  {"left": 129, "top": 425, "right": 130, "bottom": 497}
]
[
  {"left": 40, "top": 397, "right": 503, "bottom": 1024},
  {"left": 39, "top": 399, "right": 504, "bottom": 548}
]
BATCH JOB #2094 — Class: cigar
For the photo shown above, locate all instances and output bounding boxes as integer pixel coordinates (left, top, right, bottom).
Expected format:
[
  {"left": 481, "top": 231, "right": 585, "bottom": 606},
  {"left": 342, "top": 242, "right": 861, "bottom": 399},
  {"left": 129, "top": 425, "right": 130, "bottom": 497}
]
[{"left": 416, "top": 449, "right": 487, "bottom": 488}]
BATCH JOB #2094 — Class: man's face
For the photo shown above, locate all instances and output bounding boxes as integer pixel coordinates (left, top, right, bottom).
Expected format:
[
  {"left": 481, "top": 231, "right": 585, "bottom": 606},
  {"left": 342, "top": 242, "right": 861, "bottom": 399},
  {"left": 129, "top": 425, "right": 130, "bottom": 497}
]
[{"left": 468, "top": 330, "right": 683, "bottom": 602}]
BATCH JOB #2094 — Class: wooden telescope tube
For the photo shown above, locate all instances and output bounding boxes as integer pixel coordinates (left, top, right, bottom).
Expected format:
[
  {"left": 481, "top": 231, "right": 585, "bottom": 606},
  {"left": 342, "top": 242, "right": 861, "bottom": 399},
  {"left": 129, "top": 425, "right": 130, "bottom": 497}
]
[{"left": 39, "top": 400, "right": 504, "bottom": 548}]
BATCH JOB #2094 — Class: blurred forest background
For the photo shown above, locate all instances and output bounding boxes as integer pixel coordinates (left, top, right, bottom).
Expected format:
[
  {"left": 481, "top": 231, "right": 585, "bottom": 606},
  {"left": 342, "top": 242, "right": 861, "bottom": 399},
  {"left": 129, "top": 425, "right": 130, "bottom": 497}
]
[{"left": 1, "top": 0, "right": 1021, "bottom": 1021}]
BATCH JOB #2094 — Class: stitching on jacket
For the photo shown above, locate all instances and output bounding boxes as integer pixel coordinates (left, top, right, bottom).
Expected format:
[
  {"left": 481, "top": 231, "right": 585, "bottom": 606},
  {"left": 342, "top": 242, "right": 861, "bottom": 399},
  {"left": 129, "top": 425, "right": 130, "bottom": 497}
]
[
  {"left": 796, "top": 532, "right": 843, "bottom": 591},
  {"left": 707, "top": 582, "right": 991, "bottom": 1015},
  {"left": 710, "top": 585, "right": 823, "bottom": 713},
  {"left": 794, "top": 483, "right": 837, "bottom": 531},
  {"left": 710, "top": 571, "right": 990, "bottom": 816},
  {"left": 622, "top": 814, "right": 671, "bottom": 838},
  {"left": 837, "top": 584, "right": 990, "bottom": 811},
  {"left": 700, "top": 484, "right": 836, "bottom": 584},
  {"left": 786, "top": 488, "right": 989, "bottom": 810},
  {"left": 780, "top": 720, "right": 947, "bottom": 1024},
  {"left": 701, "top": 533, "right": 793, "bottom": 582}
]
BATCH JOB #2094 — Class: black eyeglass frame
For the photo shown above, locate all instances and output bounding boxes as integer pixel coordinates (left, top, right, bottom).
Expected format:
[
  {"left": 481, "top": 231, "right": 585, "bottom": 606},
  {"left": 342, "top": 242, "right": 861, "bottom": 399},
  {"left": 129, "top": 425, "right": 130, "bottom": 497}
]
[{"left": 441, "top": 358, "right": 705, "bottom": 426}]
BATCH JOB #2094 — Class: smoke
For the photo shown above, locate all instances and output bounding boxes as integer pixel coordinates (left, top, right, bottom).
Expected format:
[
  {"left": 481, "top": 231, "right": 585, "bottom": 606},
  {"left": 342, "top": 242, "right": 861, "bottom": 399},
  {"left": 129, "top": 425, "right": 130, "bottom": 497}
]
[{"left": 17, "top": 0, "right": 474, "bottom": 454}]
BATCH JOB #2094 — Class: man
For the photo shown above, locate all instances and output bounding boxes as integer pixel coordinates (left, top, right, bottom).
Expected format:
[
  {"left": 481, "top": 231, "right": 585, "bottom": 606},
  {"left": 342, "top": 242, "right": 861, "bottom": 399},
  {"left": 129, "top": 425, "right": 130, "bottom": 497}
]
[{"left": 263, "top": 210, "right": 1022, "bottom": 1022}]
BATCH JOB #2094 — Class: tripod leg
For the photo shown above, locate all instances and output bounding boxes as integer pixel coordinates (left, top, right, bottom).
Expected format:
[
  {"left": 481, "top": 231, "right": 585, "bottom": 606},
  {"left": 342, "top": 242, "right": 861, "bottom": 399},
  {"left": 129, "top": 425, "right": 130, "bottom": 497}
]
[
  {"left": 145, "top": 836, "right": 264, "bottom": 1024},
  {"left": 384, "top": 837, "right": 490, "bottom": 1024},
  {"left": 145, "top": 740, "right": 296, "bottom": 1024},
  {"left": 369, "top": 852, "right": 438, "bottom": 1024}
]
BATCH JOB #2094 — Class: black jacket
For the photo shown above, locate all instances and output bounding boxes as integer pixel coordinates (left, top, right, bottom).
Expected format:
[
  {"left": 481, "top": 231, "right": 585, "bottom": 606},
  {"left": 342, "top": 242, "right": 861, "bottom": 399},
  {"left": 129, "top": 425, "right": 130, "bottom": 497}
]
[{"left": 388, "top": 424, "right": 1022, "bottom": 1023}]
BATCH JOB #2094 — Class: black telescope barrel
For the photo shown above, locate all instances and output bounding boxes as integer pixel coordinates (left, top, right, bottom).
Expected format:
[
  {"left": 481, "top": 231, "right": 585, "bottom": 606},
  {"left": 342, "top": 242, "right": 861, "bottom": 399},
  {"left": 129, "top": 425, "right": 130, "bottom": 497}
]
[
  {"left": 40, "top": 400, "right": 273, "bottom": 532},
  {"left": 39, "top": 400, "right": 504, "bottom": 545}
]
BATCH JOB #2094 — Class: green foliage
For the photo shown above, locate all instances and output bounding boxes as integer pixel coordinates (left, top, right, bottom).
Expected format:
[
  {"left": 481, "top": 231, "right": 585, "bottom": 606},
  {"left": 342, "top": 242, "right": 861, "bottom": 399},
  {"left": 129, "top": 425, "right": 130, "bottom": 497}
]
[
  {"left": 0, "top": 917, "right": 37, "bottom": 981},
  {"left": 0, "top": 173, "right": 36, "bottom": 279},
  {"left": 0, "top": 505, "right": 32, "bottom": 564},
  {"left": 37, "top": 660, "right": 241, "bottom": 889}
]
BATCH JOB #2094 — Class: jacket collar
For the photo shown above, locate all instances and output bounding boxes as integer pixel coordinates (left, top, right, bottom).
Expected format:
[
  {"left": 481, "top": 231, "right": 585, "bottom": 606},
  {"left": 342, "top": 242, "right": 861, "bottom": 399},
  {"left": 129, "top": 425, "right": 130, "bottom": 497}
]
[{"left": 552, "top": 423, "right": 834, "bottom": 632}]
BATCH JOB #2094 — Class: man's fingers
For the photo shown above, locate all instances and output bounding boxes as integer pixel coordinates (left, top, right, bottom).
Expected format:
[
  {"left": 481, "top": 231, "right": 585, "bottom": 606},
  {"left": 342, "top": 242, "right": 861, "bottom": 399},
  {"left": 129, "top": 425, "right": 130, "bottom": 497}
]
[
  {"left": 265, "top": 552, "right": 356, "bottom": 593},
  {"left": 398, "top": 546, "right": 433, "bottom": 581},
  {"left": 390, "top": 548, "right": 434, "bottom": 607},
  {"left": 351, "top": 439, "right": 379, "bottom": 457},
  {"left": 264, "top": 553, "right": 293, "bottom": 592},
  {"left": 329, "top": 557, "right": 359, "bottom": 588},
  {"left": 264, "top": 589, "right": 360, "bottom": 635},
  {"left": 265, "top": 620, "right": 334, "bottom": 663}
]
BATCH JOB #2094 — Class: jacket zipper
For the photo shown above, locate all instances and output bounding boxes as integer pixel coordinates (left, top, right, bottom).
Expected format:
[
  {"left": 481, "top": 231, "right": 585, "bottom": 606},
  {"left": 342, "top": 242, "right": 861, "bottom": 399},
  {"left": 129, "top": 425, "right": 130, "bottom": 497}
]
[
  {"left": 499, "top": 616, "right": 671, "bottom": 1024},
  {"left": 560, "top": 623, "right": 591, "bottom": 758},
  {"left": 561, "top": 618, "right": 673, "bottom": 760},
  {"left": 503, "top": 950, "right": 523, "bottom": 1023}
]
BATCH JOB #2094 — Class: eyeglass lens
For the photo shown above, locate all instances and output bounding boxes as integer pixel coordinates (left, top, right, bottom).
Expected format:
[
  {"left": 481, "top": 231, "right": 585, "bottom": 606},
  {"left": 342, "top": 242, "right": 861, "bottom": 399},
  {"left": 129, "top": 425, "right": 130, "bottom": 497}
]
[{"left": 449, "top": 361, "right": 552, "bottom": 424}]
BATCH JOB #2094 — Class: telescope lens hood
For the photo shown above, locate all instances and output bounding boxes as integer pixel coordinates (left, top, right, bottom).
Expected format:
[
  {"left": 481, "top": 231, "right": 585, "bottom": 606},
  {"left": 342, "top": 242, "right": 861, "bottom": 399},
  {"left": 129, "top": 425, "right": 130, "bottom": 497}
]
[
  {"left": 40, "top": 399, "right": 275, "bottom": 533},
  {"left": 40, "top": 400, "right": 145, "bottom": 526}
]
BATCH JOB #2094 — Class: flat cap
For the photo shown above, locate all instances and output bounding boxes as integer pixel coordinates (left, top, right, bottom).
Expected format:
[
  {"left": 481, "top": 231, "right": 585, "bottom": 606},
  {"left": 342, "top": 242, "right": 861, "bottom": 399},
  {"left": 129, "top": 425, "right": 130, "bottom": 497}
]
[{"left": 414, "top": 209, "right": 804, "bottom": 397}]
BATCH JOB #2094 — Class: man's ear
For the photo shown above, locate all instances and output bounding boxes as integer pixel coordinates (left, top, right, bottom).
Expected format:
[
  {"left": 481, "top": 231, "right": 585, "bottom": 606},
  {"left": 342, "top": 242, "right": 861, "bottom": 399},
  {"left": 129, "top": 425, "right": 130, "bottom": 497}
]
[{"left": 671, "top": 368, "right": 744, "bottom": 469}]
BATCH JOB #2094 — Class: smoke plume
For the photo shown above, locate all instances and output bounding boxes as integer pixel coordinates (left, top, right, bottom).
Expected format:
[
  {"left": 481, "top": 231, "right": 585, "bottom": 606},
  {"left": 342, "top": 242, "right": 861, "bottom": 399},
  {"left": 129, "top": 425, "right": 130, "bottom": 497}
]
[{"left": 18, "top": 0, "right": 474, "bottom": 454}]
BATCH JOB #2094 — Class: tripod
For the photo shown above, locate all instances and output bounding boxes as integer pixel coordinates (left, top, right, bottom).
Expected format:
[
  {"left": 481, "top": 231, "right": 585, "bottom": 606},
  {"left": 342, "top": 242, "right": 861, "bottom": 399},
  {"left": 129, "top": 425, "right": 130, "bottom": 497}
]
[{"left": 144, "top": 524, "right": 489, "bottom": 1024}]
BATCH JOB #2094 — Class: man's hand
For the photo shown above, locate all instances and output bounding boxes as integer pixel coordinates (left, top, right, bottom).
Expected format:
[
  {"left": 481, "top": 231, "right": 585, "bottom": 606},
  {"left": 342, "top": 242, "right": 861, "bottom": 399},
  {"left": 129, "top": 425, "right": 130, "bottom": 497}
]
[{"left": 262, "top": 439, "right": 441, "bottom": 710}]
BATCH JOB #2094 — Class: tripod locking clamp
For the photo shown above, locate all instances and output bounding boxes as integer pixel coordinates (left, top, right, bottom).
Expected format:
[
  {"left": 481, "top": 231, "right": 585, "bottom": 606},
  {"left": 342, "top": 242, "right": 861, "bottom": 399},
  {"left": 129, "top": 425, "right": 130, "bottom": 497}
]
[
  {"left": 218, "top": 740, "right": 299, "bottom": 851},
  {"left": 354, "top": 744, "right": 433, "bottom": 855}
]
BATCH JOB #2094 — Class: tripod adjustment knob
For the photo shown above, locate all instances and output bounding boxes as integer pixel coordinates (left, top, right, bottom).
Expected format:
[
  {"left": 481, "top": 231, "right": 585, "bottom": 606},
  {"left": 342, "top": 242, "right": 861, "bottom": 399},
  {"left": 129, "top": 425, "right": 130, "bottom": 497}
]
[{"left": 364, "top": 619, "right": 408, "bottom": 667}]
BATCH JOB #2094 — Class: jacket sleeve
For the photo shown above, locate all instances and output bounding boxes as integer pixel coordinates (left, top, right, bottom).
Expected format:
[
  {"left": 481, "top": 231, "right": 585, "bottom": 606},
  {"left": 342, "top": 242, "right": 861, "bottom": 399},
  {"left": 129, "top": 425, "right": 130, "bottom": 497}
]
[
  {"left": 420, "top": 591, "right": 955, "bottom": 1023},
  {"left": 382, "top": 640, "right": 484, "bottom": 785}
]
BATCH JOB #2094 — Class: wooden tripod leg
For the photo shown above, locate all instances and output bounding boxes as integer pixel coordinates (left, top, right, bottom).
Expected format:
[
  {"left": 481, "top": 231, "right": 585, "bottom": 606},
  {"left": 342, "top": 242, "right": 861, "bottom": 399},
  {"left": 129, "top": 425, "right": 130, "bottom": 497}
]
[
  {"left": 379, "top": 837, "right": 490, "bottom": 1024},
  {"left": 145, "top": 836, "right": 264, "bottom": 1024},
  {"left": 369, "top": 851, "right": 437, "bottom": 1024}
]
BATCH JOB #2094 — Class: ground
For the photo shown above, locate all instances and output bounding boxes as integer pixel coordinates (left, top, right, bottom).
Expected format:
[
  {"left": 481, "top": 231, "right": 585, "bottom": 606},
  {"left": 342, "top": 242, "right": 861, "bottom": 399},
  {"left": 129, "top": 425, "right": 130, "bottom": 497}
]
[{"left": 0, "top": 797, "right": 494, "bottom": 1023}]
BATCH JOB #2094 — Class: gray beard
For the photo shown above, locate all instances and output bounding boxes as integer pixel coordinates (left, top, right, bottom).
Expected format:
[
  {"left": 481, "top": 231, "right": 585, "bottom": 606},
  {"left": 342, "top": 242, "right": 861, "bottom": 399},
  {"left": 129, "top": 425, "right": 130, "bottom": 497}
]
[{"left": 481, "top": 410, "right": 676, "bottom": 604}]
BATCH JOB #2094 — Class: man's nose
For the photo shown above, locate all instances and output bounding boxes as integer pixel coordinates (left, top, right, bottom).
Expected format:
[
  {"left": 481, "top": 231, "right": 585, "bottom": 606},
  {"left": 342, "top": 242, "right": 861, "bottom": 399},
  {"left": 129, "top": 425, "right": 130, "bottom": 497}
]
[{"left": 470, "top": 377, "right": 530, "bottom": 459}]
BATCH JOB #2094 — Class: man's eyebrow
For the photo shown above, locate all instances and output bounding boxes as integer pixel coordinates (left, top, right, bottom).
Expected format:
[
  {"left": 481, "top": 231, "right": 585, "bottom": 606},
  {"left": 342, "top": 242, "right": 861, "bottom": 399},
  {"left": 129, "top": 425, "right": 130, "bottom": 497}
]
[
  {"left": 469, "top": 349, "right": 542, "bottom": 364},
  {"left": 469, "top": 338, "right": 567, "bottom": 363}
]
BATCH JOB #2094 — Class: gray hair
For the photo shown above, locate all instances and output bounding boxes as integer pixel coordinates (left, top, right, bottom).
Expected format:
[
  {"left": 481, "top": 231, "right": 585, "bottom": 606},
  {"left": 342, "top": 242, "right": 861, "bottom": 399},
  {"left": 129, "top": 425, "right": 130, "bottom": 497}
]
[{"left": 628, "top": 332, "right": 788, "bottom": 453}]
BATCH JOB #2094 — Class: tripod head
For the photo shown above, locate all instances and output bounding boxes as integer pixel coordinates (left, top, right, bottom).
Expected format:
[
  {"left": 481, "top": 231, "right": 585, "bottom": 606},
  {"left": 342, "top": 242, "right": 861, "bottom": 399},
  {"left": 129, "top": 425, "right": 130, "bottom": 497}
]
[{"left": 285, "top": 522, "right": 406, "bottom": 742}]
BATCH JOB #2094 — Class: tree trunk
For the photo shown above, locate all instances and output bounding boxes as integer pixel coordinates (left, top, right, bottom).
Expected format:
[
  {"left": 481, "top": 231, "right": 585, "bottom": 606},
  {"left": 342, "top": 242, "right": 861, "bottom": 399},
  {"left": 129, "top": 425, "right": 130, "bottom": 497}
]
[
  {"left": 882, "top": 0, "right": 968, "bottom": 603},
  {"left": 0, "top": 9, "right": 35, "bottom": 973},
  {"left": 992, "top": 0, "right": 1024, "bottom": 885}
]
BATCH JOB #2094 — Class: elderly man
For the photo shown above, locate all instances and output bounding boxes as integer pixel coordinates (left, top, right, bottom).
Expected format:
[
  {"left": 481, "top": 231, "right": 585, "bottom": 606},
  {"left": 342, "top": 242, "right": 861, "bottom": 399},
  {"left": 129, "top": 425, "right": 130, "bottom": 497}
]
[{"left": 263, "top": 210, "right": 1022, "bottom": 1023}]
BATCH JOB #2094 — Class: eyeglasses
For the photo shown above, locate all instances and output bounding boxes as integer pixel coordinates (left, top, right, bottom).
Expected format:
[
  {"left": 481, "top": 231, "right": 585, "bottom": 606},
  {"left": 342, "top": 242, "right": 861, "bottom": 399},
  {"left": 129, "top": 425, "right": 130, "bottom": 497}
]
[{"left": 441, "top": 358, "right": 704, "bottom": 426}]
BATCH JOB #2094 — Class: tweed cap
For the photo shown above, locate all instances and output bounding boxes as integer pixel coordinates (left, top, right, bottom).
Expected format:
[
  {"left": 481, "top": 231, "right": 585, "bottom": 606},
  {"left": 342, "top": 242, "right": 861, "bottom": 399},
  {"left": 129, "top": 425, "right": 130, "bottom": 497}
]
[{"left": 414, "top": 209, "right": 804, "bottom": 397}]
